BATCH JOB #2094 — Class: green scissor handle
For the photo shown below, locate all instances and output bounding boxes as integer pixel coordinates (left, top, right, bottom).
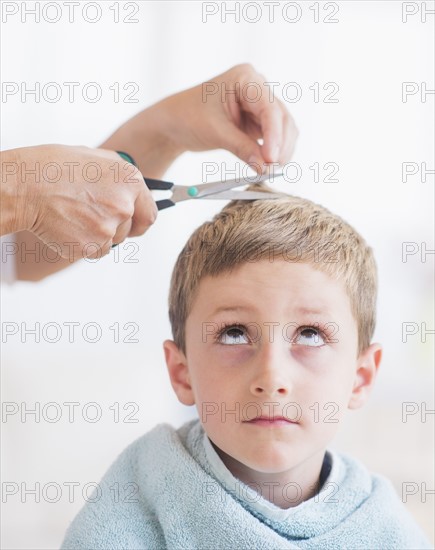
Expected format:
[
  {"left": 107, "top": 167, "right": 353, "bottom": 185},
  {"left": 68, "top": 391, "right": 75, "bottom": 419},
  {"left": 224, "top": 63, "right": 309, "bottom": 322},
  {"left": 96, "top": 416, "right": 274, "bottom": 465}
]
[{"left": 117, "top": 151, "right": 136, "bottom": 165}]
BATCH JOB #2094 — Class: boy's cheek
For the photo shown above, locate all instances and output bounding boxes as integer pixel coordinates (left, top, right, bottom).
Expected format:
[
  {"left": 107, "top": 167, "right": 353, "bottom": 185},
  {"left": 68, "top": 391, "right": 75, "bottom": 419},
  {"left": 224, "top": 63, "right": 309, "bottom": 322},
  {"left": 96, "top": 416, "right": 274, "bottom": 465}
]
[
  {"left": 289, "top": 345, "right": 336, "bottom": 371},
  {"left": 189, "top": 345, "right": 255, "bottom": 375},
  {"left": 192, "top": 344, "right": 256, "bottom": 372},
  {"left": 291, "top": 343, "right": 357, "bottom": 373},
  {"left": 211, "top": 345, "right": 256, "bottom": 366}
]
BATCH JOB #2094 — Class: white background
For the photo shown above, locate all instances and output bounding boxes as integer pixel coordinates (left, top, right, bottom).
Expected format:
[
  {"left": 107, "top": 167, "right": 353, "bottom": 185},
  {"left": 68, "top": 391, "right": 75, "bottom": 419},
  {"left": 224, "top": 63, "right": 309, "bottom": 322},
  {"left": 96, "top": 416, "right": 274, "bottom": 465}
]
[{"left": 1, "top": 1, "right": 434, "bottom": 547}]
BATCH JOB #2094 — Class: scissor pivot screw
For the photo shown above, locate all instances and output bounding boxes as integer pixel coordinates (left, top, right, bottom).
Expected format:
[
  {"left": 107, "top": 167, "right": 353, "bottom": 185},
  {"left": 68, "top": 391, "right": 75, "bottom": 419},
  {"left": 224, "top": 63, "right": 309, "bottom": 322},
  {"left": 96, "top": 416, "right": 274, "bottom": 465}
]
[{"left": 187, "top": 186, "right": 199, "bottom": 197}]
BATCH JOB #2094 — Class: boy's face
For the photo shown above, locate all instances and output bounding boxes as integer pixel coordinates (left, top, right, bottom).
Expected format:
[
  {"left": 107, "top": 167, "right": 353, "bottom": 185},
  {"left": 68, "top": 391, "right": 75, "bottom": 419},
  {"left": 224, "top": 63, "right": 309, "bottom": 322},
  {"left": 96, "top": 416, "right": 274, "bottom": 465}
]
[{"left": 164, "top": 259, "right": 381, "bottom": 476}]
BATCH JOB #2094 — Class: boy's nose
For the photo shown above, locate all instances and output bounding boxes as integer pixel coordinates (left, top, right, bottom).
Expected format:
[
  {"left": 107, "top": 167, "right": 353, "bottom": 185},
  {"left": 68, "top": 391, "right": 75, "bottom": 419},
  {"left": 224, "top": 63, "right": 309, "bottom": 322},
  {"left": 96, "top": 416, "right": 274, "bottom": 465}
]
[{"left": 249, "top": 342, "right": 292, "bottom": 398}]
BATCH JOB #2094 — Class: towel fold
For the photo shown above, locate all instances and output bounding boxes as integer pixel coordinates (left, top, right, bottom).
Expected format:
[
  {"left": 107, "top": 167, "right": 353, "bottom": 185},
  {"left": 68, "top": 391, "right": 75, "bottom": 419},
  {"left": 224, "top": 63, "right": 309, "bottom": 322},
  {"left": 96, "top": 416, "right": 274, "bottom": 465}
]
[{"left": 62, "top": 419, "right": 432, "bottom": 549}]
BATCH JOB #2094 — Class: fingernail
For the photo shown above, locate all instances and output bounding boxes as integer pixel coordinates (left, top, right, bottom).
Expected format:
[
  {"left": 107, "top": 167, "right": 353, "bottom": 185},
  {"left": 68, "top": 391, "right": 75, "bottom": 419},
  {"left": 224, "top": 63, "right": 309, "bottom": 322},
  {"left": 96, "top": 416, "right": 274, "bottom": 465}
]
[{"left": 270, "top": 143, "right": 280, "bottom": 162}]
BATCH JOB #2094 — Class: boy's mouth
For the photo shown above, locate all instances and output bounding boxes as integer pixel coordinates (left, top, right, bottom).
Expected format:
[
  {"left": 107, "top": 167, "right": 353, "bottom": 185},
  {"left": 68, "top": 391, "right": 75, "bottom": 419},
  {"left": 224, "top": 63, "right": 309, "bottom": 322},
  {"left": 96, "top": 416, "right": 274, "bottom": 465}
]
[{"left": 244, "top": 415, "right": 298, "bottom": 427}]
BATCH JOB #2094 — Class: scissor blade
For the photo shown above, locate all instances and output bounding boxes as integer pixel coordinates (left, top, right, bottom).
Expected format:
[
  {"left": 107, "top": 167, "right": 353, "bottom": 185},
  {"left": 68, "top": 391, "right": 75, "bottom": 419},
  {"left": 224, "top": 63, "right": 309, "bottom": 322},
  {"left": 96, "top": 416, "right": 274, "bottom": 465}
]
[
  {"left": 199, "top": 191, "right": 287, "bottom": 201},
  {"left": 194, "top": 172, "right": 283, "bottom": 198}
]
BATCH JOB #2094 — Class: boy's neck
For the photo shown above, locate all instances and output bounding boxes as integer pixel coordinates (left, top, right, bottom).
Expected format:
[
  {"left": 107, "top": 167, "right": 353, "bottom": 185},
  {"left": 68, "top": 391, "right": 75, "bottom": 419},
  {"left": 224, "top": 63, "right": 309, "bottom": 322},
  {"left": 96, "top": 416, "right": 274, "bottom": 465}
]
[{"left": 211, "top": 443, "right": 327, "bottom": 509}]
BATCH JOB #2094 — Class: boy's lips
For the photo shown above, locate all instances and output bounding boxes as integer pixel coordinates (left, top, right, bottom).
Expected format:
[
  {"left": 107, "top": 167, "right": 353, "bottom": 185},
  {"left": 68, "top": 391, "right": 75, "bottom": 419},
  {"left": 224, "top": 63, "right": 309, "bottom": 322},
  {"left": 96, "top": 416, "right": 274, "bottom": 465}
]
[{"left": 244, "top": 415, "right": 298, "bottom": 427}]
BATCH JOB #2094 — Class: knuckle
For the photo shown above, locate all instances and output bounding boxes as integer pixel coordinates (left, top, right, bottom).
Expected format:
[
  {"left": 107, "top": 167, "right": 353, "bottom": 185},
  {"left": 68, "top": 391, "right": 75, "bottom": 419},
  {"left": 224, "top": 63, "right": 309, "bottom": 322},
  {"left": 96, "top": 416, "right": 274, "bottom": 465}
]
[
  {"left": 237, "top": 62, "right": 255, "bottom": 73},
  {"left": 99, "top": 241, "right": 112, "bottom": 257},
  {"left": 129, "top": 166, "right": 143, "bottom": 184},
  {"left": 147, "top": 203, "right": 158, "bottom": 226},
  {"left": 118, "top": 199, "right": 135, "bottom": 221},
  {"left": 99, "top": 222, "right": 117, "bottom": 241},
  {"left": 232, "top": 63, "right": 256, "bottom": 80}
]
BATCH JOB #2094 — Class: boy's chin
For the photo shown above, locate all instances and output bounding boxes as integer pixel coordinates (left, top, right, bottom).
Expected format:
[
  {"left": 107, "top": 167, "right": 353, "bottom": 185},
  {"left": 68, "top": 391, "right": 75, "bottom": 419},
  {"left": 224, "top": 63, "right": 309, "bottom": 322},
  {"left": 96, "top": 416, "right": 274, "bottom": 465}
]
[
  {"left": 232, "top": 446, "right": 303, "bottom": 475},
  {"left": 242, "top": 455, "right": 298, "bottom": 475}
]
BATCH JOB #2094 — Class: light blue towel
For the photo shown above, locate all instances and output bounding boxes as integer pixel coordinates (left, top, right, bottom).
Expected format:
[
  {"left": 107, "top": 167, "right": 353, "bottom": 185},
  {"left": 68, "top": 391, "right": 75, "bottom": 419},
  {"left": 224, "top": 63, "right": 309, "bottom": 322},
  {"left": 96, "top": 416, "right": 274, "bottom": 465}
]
[{"left": 62, "top": 419, "right": 433, "bottom": 549}]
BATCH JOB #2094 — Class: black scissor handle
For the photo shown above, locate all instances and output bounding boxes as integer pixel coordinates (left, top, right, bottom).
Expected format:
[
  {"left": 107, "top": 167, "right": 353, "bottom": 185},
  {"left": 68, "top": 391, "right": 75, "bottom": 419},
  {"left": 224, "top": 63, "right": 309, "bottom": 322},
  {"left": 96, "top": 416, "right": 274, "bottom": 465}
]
[
  {"left": 144, "top": 178, "right": 174, "bottom": 191},
  {"left": 144, "top": 178, "right": 175, "bottom": 210},
  {"left": 116, "top": 152, "right": 175, "bottom": 210},
  {"left": 153, "top": 199, "right": 175, "bottom": 210}
]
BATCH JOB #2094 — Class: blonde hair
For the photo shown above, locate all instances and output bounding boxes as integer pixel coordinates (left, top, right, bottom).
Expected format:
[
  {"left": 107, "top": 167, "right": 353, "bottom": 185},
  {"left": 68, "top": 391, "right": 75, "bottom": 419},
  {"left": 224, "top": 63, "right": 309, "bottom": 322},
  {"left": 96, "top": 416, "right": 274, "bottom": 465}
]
[{"left": 168, "top": 185, "right": 377, "bottom": 355}]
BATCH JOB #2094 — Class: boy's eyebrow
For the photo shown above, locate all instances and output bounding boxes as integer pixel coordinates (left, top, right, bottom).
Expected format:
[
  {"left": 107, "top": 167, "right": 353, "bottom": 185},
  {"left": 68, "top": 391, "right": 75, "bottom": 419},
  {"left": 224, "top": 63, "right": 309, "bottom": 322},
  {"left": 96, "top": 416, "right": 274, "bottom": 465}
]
[
  {"left": 210, "top": 306, "right": 253, "bottom": 316},
  {"left": 296, "top": 306, "right": 330, "bottom": 316},
  {"left": 209, "top": 305, "right": 330, "bottom": 317}
]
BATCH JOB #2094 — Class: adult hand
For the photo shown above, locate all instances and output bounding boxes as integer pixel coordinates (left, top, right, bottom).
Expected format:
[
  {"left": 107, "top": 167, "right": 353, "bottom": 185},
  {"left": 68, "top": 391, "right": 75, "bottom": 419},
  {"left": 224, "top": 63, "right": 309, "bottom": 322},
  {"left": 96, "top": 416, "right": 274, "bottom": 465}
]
[
  {"left": 102, "top": 64, "right": 298, "bottom": 180},
  {"left": 158, "top": 63, "right": 298, "bottom": 171},
  {"left": 2, "top": 144, "right": 157, "bottom": 259},
  {"left": 2, "top": 64, "right": 296, "bottom": 268}
]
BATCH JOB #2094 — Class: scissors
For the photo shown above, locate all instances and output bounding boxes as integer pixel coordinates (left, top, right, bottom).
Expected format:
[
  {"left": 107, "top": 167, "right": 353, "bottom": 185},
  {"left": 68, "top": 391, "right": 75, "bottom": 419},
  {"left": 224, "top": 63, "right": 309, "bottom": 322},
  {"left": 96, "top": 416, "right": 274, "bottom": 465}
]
[{"left": 117, "top": 151, "right": 285, "bottom": 210}]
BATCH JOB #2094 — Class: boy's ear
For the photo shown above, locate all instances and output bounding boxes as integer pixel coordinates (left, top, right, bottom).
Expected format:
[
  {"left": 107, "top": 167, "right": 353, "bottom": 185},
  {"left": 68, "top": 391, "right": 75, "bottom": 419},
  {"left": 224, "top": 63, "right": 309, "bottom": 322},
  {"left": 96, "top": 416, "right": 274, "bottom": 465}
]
[
  {"left": 163, "top": 339, "right": 195, "bottom": 406},
  {"left": 348, "top": 343, "right": 382, "bottom": 410}
]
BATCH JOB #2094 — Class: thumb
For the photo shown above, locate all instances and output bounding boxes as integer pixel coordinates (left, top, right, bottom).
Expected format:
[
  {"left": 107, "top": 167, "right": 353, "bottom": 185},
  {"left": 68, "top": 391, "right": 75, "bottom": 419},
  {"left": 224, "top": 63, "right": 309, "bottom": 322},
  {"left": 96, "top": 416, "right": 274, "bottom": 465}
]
[{"left": 219, "top": 123, "right": 265, "bottom": 174}]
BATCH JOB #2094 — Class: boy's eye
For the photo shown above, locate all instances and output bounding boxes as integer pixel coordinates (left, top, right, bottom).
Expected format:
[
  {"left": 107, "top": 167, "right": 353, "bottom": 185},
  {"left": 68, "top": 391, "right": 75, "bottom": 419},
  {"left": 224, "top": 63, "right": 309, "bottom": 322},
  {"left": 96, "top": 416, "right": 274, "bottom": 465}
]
[
  {"left": 217, "top": 325, "right": 249, "bottom": 345},
  {"left": 293, "top": 327, "right": 325, "bottom": 347}
]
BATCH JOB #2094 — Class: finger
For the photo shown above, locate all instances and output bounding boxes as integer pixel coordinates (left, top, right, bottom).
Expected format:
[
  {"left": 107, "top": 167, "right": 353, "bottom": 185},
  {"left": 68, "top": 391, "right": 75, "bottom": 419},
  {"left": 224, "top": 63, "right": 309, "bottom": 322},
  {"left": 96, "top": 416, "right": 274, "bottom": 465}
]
[
  {"left": 120, "top": 163, "right": 158, "bottom": 237},
  {"left": 112, "top": 218, "right": 132, "bottom": 246},
  {"left": 239, "top": 88, "right": 284, "bottom": 165},
  {"left": 217, "top": 121, "right": 265, "bottom": 173},
  {"left": 276, "top": 103, "right": 299, "bottom": 164},
  {"left": 257, "top": 101, "right": 283, "bottom": 165},
  {"left": 129, "top": 183, "right": 158, "bottom": 237},
  {"left": 85, "top": 237, "right": 113, "bottom": 260},
  {"left": 242, "top": 117, "right": 263, "bottom": 142}
]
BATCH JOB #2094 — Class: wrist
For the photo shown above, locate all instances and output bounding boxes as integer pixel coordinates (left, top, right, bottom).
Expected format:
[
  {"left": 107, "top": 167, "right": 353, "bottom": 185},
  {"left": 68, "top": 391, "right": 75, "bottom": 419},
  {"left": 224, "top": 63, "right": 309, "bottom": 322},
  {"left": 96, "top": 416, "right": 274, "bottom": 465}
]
[
  {"left": 100, "top": 102, "right": 185, "bottom": 179},
  {"left": 149, "top": 97, "right": 187, "bottom": 158},
  {"left": 0, "top": 148, "right": 29, "bottom": 234}
]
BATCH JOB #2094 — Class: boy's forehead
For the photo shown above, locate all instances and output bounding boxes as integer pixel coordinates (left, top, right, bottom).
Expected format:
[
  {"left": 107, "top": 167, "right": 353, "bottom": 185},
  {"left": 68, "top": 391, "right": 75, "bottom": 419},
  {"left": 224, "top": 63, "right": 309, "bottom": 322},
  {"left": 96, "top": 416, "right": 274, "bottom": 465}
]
[
  {"left": 208, "top": 304, "right": 333, "bottom": 317},
  {"left": 192, "top": 260, "right": 351, "bottom": 318}
]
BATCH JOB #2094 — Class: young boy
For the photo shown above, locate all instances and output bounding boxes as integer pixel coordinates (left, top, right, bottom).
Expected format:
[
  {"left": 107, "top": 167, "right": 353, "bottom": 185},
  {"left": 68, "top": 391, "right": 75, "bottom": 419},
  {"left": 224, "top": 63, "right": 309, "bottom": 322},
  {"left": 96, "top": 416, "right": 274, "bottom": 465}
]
[{"left": 62, "top": 188, "right": 432, "bottom": 549}]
